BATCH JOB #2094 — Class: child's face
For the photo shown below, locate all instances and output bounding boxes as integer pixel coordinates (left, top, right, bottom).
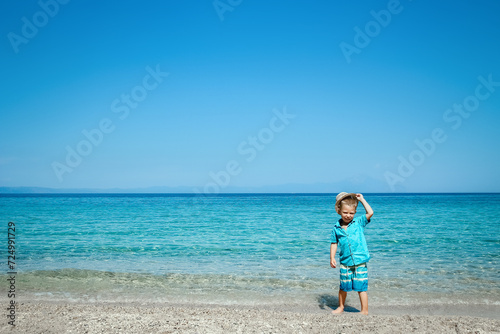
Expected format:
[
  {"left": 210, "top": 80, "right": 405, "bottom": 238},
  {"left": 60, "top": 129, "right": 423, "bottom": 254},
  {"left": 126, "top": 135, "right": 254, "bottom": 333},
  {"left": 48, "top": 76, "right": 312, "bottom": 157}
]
[{"left": 339, "top": 204, "right": 356, "bottom": 223}]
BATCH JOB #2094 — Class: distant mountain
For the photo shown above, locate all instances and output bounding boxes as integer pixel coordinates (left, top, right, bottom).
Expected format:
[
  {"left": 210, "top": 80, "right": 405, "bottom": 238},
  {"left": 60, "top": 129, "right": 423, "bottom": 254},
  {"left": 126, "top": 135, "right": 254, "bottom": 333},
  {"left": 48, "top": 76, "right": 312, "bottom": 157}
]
[
  {"left": 0, "top": 186, "right": 196, "bottom": 194},
  {"left": 0, "top": 176, "right": 398, "bottom": 194},
  {"left": 0, "top": 187, "right": 62, "bottom": 194}
]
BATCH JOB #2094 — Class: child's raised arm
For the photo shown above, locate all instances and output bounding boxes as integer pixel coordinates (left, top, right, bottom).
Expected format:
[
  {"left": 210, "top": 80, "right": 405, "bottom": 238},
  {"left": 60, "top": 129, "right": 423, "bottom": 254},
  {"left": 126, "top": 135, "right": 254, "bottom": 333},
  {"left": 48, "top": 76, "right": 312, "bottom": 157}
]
[{"left": 356, "top": 193, "right": 374, "bottom": 220}]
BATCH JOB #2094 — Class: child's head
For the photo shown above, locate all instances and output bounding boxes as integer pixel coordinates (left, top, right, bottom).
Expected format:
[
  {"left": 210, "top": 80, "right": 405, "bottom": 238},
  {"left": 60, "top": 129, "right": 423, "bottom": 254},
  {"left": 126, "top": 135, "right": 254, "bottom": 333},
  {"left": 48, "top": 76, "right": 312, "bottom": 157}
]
[{"left": 335, "top": 192, "right": 358, "bottom": 223}]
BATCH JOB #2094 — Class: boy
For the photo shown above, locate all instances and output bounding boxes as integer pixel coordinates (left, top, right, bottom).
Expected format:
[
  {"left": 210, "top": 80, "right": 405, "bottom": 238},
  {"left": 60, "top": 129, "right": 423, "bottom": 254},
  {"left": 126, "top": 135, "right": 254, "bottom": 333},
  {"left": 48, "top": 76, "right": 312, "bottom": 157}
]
[{"left": 330, "top": 192, "right": 374, "bottom": 315}]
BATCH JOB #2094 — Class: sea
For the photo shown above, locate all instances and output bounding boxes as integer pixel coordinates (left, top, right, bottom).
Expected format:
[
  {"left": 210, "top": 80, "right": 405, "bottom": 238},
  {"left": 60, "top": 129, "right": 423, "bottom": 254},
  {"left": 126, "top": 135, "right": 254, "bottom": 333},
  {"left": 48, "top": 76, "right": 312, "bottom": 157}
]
[{"left": 1, "top": 193, "right": 499, "bottom": 309}]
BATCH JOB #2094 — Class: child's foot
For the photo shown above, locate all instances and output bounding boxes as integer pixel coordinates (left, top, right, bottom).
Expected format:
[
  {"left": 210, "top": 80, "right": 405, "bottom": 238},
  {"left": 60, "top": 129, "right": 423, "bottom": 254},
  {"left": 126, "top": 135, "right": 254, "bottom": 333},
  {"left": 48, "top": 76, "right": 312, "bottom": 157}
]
[
  {"left": 360, "top": 310, "right": 368, "bottom": 315},
  {"left": 331, "top": 307, "right": 344, "bottom": 314}
]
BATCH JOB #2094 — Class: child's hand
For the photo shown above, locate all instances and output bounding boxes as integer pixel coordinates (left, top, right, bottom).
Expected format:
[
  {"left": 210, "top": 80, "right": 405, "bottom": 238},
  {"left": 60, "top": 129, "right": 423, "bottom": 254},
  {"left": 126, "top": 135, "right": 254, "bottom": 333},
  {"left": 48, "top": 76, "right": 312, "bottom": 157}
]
[
  {"left": 330, "top": 258, "right": 337, "bottom": 268},
  {"left": 356, "top": 193, "right": 374, "bottom": 219}
]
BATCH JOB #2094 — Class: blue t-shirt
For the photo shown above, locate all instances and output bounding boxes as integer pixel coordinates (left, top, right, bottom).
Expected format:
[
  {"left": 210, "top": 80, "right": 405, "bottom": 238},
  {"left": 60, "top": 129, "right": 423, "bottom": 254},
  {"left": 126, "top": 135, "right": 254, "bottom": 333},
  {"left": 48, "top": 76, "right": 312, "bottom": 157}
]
[{"left": 330, "top": 215, "right": 371, "bottom": 266}]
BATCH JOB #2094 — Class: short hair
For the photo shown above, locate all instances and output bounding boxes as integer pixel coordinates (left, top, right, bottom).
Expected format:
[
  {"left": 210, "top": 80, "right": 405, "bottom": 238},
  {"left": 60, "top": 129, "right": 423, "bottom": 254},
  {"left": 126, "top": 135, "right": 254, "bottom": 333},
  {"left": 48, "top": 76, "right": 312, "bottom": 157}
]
[{"left": 336, "top": 196, "right": 358, "bottom": 214}]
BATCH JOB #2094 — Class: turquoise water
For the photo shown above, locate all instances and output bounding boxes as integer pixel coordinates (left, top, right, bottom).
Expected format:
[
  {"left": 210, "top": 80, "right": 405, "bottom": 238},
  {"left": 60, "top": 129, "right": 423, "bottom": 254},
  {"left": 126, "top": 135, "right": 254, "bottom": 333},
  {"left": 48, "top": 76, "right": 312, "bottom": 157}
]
[{"left": 1, "top": 193, "right": 499, "bottom": 307}]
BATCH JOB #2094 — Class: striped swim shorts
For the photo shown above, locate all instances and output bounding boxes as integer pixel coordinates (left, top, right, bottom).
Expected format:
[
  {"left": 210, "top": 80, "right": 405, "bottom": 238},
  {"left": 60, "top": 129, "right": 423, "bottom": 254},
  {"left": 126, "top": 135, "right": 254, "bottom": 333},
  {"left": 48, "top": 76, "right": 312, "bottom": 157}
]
[{"left": 339, "top": 263, "right": 368, "bottom": 292}]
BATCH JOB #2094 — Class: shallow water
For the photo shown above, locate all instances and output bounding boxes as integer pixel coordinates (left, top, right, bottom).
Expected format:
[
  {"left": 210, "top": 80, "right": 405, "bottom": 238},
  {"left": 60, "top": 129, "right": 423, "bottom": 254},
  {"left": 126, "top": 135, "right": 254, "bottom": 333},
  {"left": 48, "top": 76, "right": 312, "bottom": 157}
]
[{"left": 1, "top": 193, "right": 498, "bottom": 306}]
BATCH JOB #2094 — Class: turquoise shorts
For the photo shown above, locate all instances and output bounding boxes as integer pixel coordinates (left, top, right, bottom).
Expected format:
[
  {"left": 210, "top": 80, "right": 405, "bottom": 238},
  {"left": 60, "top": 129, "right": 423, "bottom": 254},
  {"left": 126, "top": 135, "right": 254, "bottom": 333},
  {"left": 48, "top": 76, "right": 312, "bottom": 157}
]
[{"left": 339, "top": 263, "right": 368, "bottom": 292}]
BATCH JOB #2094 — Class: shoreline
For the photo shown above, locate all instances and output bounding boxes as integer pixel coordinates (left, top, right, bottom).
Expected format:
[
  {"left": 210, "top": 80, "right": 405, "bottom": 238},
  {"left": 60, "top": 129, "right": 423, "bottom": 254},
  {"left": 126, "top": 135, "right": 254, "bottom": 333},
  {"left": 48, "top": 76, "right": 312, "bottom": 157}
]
[
  {"left": 4, "top": 301, "right": 500, "bottom": 333},
  {"left": 16, "top": 293, "right": 500, "bottom": 320}
]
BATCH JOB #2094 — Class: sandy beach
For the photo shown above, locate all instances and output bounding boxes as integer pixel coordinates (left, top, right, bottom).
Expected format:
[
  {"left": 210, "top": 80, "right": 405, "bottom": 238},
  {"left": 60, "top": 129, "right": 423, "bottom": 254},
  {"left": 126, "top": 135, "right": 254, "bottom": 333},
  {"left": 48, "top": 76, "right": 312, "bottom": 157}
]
[{"left": 3, "top": 301, "right": 499, "bottom": 334}]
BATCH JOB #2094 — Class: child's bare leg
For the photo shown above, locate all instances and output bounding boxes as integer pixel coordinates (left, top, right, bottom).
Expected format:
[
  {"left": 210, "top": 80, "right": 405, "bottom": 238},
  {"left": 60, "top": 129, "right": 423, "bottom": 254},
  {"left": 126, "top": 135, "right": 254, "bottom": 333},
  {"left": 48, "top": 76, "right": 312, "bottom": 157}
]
[
  {"left": 332, "top": 290, "right": 347, "bottom": 314},
  {"left": 358, "top": 291, "right": 368, "bottom": 315}
]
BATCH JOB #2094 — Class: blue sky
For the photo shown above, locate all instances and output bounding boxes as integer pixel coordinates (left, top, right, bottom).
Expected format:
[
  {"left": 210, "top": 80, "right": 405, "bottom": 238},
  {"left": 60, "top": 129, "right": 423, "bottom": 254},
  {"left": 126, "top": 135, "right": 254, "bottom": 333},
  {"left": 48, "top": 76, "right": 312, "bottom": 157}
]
[{"left": 1, "top": 0, "right": 499, "bottom": 192}]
